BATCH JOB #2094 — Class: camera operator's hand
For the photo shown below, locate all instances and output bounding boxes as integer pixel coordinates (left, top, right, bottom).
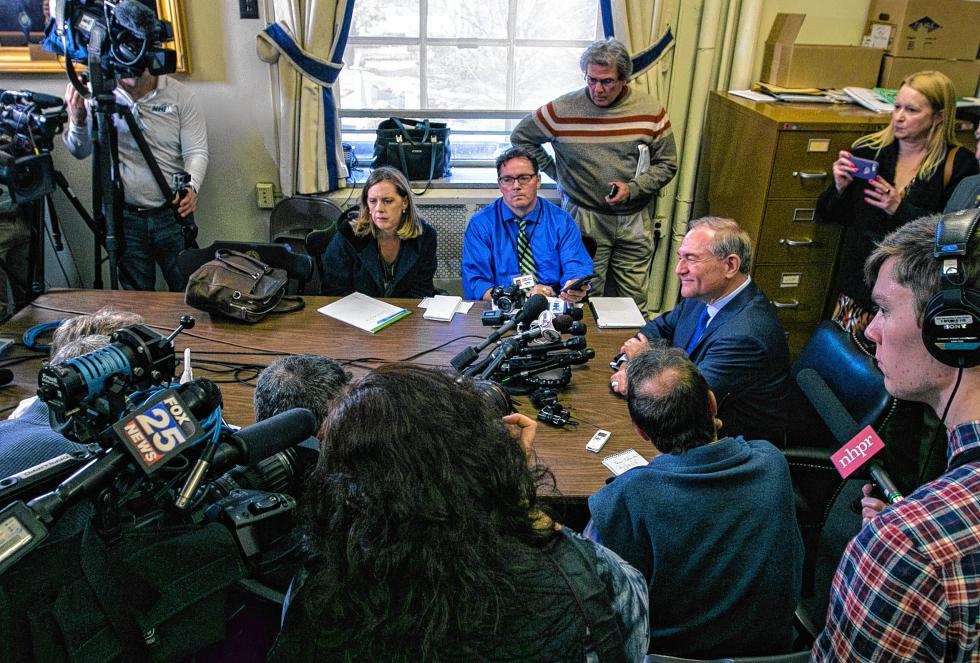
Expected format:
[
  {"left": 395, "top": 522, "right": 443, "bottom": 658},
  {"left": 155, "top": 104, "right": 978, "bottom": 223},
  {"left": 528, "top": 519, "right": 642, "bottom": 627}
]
[
  {"left": 64, "top": 83, "right": 87, "bottom": 127},
  {"left": 173, "top": 187, "right": 198, "bottom": 218},
  {"left": 502, "top": 412, "right": 537, "bottom": 458}
]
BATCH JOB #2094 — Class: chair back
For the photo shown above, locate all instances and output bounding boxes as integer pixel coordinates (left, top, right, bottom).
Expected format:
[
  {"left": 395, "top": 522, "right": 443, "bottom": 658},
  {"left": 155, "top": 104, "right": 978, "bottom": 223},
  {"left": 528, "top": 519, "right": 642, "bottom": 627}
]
[
  {"left": 786, "top": 321, "right": 893, "bottom": 450},
  {"left": 269, "top": 196, "right": 343, "bottom": 245},
  {"left": 177, "top": 241, "right": 313, "bottom": 294},
  {"left": 305, "top": 207, "right": 358, "bottom": 294}
]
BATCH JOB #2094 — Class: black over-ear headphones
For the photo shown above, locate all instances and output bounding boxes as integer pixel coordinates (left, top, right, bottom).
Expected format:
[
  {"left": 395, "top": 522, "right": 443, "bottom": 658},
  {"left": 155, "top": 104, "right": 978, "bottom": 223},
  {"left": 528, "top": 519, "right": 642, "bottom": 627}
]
[{"left": 921, "top": 207, "right": 980, "bottom": 368}]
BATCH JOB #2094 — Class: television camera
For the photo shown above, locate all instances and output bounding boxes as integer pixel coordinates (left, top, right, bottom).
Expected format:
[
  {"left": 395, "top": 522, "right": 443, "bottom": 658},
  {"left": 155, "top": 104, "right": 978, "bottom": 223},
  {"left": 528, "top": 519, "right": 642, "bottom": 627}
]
[
  {"left": 0, "top": 315, "right": 317, "bottom": 594},
  {"left": 0, "top": 89, "right": 67, "bottom": 211},
  {"left": 43, "top": 0, "right": 177, "bottom": 80}
]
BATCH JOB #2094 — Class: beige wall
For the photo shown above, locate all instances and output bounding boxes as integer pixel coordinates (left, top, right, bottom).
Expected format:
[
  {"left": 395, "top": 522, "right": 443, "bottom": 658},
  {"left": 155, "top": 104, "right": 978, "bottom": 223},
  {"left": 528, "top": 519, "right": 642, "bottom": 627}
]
[{"left": 753, "top": 0, "right": 873, "bottom": 82}]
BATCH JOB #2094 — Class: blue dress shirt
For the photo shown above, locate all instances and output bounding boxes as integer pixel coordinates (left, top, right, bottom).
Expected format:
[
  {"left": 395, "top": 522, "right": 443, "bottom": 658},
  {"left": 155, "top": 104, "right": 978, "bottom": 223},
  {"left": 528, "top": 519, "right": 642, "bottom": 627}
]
[{"left": 461, "top": 197, "right": 593, "bottom": 300}]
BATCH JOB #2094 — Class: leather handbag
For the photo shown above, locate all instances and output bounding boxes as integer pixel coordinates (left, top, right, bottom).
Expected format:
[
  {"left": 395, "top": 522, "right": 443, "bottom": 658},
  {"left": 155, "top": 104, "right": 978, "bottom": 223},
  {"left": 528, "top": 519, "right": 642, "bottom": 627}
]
[
  {"left": 372, "top": 118, "right": 452, "bottom": 193},
  {"left": 184, "top": 249, "right": 303, "bottom": 323}
]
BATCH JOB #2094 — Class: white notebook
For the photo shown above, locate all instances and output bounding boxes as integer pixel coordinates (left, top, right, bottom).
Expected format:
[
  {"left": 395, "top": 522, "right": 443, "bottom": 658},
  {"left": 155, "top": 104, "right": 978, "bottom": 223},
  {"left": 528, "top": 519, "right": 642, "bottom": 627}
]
[
  {"left": 423, "top": 295, "right": 463, "bottom": 322},
  {"left": 590, "top": 297, "right": 646, "bottom": 328},
  {"left": 601, "top": 449, "right": 648, "bottom": 476}
]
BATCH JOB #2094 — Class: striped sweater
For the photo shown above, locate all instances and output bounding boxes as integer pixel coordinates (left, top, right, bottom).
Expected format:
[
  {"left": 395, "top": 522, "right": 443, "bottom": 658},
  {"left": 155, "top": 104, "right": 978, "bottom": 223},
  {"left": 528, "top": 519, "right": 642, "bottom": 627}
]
[{"left": 511, "top": 86, "right": 677, "bottom": 214}]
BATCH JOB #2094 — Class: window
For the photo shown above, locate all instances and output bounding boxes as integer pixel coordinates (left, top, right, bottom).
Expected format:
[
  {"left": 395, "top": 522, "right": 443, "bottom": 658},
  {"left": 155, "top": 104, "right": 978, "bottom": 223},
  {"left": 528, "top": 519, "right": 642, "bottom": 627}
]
[{"left": 340, "top": 0, "right": 599, "bottom": 168}]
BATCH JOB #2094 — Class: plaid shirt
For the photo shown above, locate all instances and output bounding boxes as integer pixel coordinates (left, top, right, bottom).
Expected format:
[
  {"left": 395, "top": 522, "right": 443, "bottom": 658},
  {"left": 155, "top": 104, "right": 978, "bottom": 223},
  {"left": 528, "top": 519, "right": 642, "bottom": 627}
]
[{"left": 812, "top": 421, "right": 980, "bottom": 662}]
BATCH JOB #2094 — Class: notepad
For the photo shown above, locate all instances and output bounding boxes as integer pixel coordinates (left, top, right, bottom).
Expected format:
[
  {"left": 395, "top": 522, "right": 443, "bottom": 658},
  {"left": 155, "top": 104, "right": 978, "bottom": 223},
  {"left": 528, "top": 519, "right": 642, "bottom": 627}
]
[
  {"left": 318, "top": 292, "right": 411, "bottom": 333},
  {"left": 590, "top": 297, "right": 646, "bottom": 328},
  {"left": 423, "top": 295, "right": 463, "bottom": 322},
  {"left": 601, "top": 449, "right": 648, "bottom": 476}
]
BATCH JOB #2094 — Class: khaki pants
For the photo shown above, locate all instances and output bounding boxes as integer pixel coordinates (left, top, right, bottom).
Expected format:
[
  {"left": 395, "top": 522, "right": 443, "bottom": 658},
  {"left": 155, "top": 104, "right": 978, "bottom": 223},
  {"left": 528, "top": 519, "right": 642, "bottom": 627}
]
[{"left": 563, "top": 199, "right": 656, "bottom": 308}]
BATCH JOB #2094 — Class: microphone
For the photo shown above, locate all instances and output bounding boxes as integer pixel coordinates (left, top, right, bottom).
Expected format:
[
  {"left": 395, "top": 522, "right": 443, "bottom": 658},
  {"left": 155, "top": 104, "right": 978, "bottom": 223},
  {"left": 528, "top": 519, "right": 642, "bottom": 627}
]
[
  {"left": 0, "top": 90, "right": 65, "bottom": 109},
  {"left": 114, "top": 0, "right": 158, "bottom": 39},
  {"left": 506, "top": 349, "right": 596, "bottom": 380},
  {"left": 566, "top": 306, "right": 584, "bottom": 321},
  {"left": 0, "top": 368, "right": 13, "bottom": 386},
  {"left": 452, "top": 294, "right": 549, "bottom": 372},
  {"left": 209, "top": 408, "right": 317, "bottom": 473},
  {"left": 520, "top": 335, "right": 588, "bottom": 355},
  {"left": 566, "top": 321, "right": 587, "bottom": 336},
  {"left": 529, "top": 311, "right": 562, "bottom": 343},
  {"left": 796, "top": 368, "right": 903, "bottom": 503}
]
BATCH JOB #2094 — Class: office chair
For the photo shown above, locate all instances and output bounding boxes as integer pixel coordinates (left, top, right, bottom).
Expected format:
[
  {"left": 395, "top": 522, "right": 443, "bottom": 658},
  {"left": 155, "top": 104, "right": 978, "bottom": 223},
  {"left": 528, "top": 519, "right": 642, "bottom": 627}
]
[
  {"left": 644, "top": 652, "right": 811, "bottom": 663},
  {"left": 304, "top": 206, "right": 359, "bottom": 295},
  {"left": 269, "top": 195, "right": 344, "bottom": 255},
  {"left": 782, "top": 320, "right": 895, "bottom": 597},
  {"left": 177, "top": 241, "right": 313, "bottom": 295}
]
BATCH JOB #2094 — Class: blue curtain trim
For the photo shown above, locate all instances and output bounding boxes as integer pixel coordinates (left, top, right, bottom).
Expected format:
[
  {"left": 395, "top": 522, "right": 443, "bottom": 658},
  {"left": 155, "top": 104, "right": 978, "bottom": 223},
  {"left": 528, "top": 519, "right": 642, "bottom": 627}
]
[
  {"left": 631, "top": 28, "right": 674, "bottom": 78},
  {"left": 599, "top": 0, "right": 615, "bottom": 39},
  {"left": 323, "top": 87, "right": 340, "bottom": 191},
  {"left": 259, "top": 22, "right": 342, "bottom": 87}
]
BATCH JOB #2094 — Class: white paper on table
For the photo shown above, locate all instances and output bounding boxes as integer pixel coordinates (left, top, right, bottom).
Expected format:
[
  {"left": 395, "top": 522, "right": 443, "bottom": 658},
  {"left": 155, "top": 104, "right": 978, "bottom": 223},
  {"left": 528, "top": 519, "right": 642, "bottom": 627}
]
[
  {"left": 317, "top": 292, "right": 409, "bottom": 333},
  {"left": 601, "top": 449, "right": 649, "bottom": 476}
]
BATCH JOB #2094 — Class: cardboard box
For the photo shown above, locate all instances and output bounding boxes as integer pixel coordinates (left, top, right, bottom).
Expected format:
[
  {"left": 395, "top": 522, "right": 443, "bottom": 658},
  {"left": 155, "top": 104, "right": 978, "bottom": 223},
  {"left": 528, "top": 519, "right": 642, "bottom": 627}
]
[
  {"left": 761, "top": 14, "right": 884, "bottom": 89},
  {"left": 879, "top": 55, "right": 980, "bottom": 97},
  {"left": 866, "top": 0, "right": 980, "bottom": 61}
]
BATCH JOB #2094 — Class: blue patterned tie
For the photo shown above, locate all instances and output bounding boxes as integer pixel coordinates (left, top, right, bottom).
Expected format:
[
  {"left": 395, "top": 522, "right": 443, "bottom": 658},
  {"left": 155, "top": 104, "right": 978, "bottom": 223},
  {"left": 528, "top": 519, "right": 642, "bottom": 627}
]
[{"left": 685, "top": 307, "right": 710, "bottom": 354}]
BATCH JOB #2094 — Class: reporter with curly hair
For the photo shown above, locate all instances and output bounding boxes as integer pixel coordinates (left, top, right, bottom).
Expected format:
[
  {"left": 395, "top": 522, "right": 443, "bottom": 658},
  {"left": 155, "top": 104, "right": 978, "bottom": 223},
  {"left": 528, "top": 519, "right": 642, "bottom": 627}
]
[{"left": 269, "top": 364, "right": 648, "bottom": 662}]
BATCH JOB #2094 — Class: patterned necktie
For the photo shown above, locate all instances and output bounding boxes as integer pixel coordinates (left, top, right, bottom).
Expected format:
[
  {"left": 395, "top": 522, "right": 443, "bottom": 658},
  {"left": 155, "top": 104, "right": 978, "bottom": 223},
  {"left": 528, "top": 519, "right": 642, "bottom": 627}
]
[
  {"left": 685, "top": 307, "right": 710, "bottom": 354},
  {"left": 516, "top": 218, "right": 537, "bottom": 281}
]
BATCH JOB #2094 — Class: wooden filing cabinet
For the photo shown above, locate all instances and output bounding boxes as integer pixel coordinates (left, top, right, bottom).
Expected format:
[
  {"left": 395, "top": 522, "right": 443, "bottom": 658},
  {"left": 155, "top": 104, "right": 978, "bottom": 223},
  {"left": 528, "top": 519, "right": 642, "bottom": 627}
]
[{"left": 701, "top": 92, "right": 894, "bottom": 355}]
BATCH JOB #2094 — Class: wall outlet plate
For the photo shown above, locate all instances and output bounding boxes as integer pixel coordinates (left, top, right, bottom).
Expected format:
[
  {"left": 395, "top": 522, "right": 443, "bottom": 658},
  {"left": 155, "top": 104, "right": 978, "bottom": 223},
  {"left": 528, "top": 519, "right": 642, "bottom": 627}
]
[{"left": 256, "top": 182, "right": 275, "bottom": 209}]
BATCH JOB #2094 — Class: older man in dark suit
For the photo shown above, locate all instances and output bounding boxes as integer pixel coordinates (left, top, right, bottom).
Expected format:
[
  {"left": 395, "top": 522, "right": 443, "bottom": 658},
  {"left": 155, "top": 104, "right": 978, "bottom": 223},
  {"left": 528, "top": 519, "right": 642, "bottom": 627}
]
[{"left": 610, "top": 217, "right": 790, "bottom": 442}]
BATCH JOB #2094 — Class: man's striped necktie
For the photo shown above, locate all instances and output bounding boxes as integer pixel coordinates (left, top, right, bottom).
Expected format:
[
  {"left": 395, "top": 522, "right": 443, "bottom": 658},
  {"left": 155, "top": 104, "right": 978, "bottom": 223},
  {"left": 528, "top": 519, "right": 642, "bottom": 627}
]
[{"left": 516, "top": 217, "right": 537, "bottom": 281}]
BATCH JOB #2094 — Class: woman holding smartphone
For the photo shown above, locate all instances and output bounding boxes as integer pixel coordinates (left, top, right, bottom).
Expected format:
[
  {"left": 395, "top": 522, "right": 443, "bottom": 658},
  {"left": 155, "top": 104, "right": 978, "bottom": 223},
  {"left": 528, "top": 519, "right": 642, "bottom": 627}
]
[{"left": 816, "top": 70, "right": 976, "bottom": 335}]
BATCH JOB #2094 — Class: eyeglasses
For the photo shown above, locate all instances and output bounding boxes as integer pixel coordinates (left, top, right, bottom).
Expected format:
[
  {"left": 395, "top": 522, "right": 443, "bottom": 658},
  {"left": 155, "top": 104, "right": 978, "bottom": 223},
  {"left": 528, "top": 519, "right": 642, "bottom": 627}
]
[
  {"left": 497, "top": 174, "right": 537, "bottom": 186},
  {"left": 585, "top": 76, "right": 619, "bottom": 87}
]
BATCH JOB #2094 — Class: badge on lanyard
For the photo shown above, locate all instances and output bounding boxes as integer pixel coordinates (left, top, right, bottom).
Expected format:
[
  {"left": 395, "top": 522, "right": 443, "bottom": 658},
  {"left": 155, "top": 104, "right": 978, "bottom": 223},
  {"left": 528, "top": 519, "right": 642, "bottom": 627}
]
[{"left": 513, "top": 274, "right": 535, "bottom": 291}]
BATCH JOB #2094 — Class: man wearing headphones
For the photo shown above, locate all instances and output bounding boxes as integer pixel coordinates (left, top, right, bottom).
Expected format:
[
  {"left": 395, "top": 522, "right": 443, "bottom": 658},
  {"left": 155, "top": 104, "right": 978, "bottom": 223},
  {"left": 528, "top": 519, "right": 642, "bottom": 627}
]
[{"left": 812, "top": 208, "right": 980, "bottom": 662}]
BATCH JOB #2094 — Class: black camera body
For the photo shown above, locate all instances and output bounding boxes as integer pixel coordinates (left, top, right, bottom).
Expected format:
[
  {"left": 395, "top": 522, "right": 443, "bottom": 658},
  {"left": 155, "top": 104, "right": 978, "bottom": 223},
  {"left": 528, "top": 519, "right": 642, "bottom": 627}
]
[
  {"left": 44, "top": 0, "right": 177, "bottom": 79},
  {"left": 0, "top": 90, "right": 68, "bottom": 210},
  {"left": 490, "top": 284, "right": 527, "bottom": 314}
]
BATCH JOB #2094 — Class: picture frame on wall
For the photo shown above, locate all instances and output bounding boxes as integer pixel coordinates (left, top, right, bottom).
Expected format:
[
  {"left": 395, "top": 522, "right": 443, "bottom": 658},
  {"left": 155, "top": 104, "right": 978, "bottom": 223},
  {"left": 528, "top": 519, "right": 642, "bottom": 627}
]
[{"left": 0, "top": 0, "right": 191, "bottom": 74}]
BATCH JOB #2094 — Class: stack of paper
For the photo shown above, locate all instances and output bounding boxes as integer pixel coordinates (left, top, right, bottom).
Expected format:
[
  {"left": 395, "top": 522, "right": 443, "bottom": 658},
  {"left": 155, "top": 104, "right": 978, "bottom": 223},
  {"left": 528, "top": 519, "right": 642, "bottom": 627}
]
[
  {"left": 590, "top": 297, "right": 646, "bottom": 329},
  {"left": 318, "top": 292, "right": 411, "bottom": 333},
  {"left": 423, "top": 295, "right": 463, "bottom": 322},
  {"left": 843, "top": 87, "right": 893, "bottom": 113}
]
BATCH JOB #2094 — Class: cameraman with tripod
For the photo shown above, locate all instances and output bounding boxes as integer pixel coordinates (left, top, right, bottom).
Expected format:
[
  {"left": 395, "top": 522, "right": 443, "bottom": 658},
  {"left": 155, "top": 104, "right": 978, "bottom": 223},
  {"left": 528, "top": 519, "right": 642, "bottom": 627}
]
[{"left": 63, "top": 67, "right": 208, "bottom": 292}]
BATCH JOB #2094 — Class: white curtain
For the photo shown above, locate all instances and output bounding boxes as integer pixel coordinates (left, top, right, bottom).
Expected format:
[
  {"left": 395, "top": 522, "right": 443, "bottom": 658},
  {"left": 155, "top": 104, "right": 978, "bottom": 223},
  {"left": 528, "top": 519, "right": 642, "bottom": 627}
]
[
  {"left": 257, "top": 0, "right": 355, "bottom": 195},
  {"left": 599, "top": 0, "right": 674, "bottom": 97}
]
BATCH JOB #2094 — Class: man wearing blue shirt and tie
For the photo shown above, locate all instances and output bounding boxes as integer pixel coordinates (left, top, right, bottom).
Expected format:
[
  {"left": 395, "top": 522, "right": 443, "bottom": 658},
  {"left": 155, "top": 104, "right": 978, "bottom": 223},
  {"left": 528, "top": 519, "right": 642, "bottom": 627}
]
[{"left": 462, "top": 146, "right": 593, "bottom": 302}]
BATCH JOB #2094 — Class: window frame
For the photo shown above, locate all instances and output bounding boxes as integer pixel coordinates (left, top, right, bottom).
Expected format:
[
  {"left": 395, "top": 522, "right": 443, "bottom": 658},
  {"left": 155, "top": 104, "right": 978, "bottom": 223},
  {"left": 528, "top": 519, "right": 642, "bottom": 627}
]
[{"left": 339, "top": 0, "right": 599, "bottom": 168}]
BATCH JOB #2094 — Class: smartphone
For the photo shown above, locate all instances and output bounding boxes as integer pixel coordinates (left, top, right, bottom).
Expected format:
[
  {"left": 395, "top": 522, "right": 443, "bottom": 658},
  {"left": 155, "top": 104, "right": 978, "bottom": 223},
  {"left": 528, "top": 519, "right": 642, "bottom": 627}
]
[
  {"left": 850, "top": 157, "right": 879, "bottom": 181},
  {"left": 562, "top": 273, "right": 599, "bottom": 293},
  {"left": 607, "top": 184, "right": 618, "bottom": 198}
]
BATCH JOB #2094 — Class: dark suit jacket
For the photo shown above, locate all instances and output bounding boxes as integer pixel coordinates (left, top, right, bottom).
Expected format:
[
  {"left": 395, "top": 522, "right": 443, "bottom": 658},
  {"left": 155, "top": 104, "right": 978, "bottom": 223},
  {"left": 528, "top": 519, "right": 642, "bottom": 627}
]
[
  {"left": 322, "top": 218, "right": 438, "bottom": 298},
  {"left": 639, "top": 280, "right": 790, "bottom": 443}
]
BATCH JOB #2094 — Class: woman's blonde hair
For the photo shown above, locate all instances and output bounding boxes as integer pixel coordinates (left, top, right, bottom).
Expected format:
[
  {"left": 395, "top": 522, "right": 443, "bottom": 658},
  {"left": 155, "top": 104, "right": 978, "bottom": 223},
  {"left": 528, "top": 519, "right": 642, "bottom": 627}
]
[
  {"left": 852, "top": 70, "right": 960, "bottom": 181},
  {"left": 351, "top": 166, "right": 422, "bottom": 240}
]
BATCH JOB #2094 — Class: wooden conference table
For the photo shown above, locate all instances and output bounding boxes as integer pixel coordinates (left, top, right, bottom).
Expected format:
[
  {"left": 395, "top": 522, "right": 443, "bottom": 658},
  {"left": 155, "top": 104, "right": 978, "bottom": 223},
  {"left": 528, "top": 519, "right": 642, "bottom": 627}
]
[{"left": 0, "top": 290, "right": 643, "bottom": 499}]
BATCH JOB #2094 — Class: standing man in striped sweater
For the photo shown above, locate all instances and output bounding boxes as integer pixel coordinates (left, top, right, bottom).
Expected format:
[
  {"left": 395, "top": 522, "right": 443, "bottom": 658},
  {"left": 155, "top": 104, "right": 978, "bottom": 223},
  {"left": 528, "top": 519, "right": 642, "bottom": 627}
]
[{"left": 511, "top": 38, "right": 677, "bottom": 308}]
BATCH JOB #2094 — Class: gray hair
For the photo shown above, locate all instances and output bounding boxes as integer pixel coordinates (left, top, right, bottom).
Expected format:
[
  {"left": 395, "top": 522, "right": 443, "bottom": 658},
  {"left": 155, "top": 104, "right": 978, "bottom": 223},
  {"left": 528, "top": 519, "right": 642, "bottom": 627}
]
[
  {"left": 254, "top": 354, "right": 352, "bottom": 429},
  {"left": 51, "top": 307, "right": 144, "bottom": 357},
  {"left": 50, "top": 334, "right": 111, "bottom": 365},
  {"left": 689, "top": 217, "right": 753, "bottom": 274},
  {"left": 579, "top": 38, "right": 632, "bottom": 81}
]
